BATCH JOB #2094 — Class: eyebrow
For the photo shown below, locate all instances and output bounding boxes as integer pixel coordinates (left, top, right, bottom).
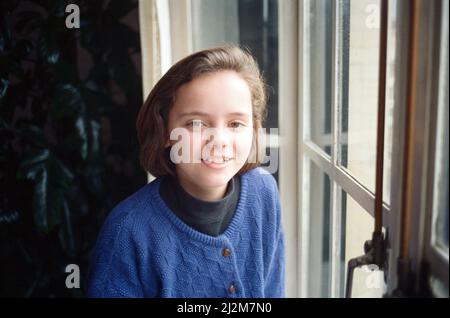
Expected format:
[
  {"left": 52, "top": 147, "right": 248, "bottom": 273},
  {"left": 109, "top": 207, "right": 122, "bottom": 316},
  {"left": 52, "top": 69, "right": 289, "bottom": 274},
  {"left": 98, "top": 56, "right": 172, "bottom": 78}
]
[{"left": 177, "top": 111, "right": 251, "bottom": 119}]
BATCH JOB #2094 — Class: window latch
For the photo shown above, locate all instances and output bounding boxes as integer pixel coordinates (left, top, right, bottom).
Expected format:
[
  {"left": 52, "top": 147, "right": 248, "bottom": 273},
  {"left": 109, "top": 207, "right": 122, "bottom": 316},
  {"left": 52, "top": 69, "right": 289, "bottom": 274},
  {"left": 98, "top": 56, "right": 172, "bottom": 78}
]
[{"left": 345, "top": 231, "right": 389, "bottom": 298}]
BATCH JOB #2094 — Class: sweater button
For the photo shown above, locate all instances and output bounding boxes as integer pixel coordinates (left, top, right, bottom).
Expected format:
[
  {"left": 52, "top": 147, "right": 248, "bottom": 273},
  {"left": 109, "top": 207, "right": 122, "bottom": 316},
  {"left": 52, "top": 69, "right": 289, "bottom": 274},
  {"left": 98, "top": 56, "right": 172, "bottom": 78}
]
[
  {"left": 228, "top": 283, "right": 237, "bottom": 294},
  {"left": 222, "top": 248, "right": 231, "bottom": 257}
]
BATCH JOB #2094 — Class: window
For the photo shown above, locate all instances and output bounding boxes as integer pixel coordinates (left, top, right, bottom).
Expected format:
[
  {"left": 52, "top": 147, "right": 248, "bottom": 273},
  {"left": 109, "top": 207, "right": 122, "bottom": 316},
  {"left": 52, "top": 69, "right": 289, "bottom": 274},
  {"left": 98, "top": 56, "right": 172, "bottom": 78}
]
[
  {"left": 425, "top": 0, "right": 449, "bottom": 297},
  {"left": 431, "top": 0, "right": 449, "bottom": 261},
  {"left": 301, "top": 0, "right": 395, "bottom": 297}
]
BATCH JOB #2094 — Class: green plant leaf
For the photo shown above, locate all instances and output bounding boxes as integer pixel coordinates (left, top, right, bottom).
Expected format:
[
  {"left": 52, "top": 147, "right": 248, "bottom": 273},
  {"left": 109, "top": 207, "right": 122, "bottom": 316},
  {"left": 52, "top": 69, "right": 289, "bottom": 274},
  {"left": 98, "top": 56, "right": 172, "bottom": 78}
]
[
  {"left": 75, "top": 116, "right": 88, "bottom": 160},
  {"left": 38, "top": 33, "right": 60, "bottom": 64},
  {"left": 84, "top": 164, "right": 103, "bottom": 196},
  {"left": 32, "top": 167, "right": 50, "bottom": 233},
  {"left": 52, "top": 156, "right": 74, "bottom": 190},
  {"left": 21, "top": 125, "right": 48, "bottom": 149},
  {"left": 51, "top": 84, "right": 85, "bottom": 119},
  {"left": 18, "top": 151, "right": 74, "bottom": 234},
  {"left": 16, "top": 149, "right": 49, "bottom": 180},
  {"left": 89, "top": 119, "right": 100, "bottom": 156},
  {"left": 2, "top": 0, "right": 145, "bottom": 296},
  {"left": 0, "top": 78, "right": 9, "bottom": 99},
  {"left": 58, "top": 198, "right": 76, "bottom": 257},
  {"left": 0, "top": 208, "right": 19, "bottom": 225}
]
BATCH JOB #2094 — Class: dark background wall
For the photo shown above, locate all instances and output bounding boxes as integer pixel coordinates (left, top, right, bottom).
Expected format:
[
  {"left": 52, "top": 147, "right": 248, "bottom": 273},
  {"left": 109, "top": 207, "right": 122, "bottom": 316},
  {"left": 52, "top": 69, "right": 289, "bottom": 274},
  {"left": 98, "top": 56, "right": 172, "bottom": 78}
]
[{"left": 0, "top": 0, "right": 146, "bottom": 297}]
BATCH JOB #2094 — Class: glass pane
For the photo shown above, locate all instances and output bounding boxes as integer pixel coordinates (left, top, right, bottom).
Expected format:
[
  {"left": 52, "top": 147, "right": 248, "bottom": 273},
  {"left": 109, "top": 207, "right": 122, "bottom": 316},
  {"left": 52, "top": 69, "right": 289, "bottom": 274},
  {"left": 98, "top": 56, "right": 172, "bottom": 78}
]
[
  {"left": 305, "top": 159, "right": 332, "bottom": 297},
  {"left": 343, "top": 192, "right": 385, "bottom": 297},
  {"left": 382, "top": 0, "right": 397, "bottom": 205},
  {"left": 304, "top": 163, "right": 386, "bottom": 297},
  {"left": 339, "top": 0, "right": 396, "bottom": 203},
  {"left": 303, "top": 0, "right": 333, "bottom": 155},
  {"left": 432, "top": 5, "right": 449, "bottom": 254}
]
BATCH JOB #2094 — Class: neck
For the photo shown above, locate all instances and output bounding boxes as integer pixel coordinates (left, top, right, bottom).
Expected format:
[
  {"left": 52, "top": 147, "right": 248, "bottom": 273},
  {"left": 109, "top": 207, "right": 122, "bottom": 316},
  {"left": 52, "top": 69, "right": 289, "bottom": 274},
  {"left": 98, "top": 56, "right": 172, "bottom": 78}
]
[{"left": 177, "top": 176, "right": 228, "bottom": 202}]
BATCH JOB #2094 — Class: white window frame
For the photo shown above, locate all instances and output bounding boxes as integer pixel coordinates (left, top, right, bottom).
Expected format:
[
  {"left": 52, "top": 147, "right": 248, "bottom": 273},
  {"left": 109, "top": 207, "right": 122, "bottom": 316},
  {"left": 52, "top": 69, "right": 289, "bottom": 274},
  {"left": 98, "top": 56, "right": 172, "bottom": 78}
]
[
  {"left": 168, "top": 0, "right": 193, "bottom": 62},
  {"left": 278, "top": 0, "right": 301, "bottom": 298},
  {"left": 279, "top": 0, "right": 406, "bottom": 298},
  {"left": 388, "top": 0, "right": 448, "bottom": 297},
  {"left": 279, "top": 0, "right": 448, "bottom": 298},
  {"left": 421, "top": 0, "right": 449, "bottom": 295},
  {"left": 303, "top": 0, "right": 391, "bottom": 298}
]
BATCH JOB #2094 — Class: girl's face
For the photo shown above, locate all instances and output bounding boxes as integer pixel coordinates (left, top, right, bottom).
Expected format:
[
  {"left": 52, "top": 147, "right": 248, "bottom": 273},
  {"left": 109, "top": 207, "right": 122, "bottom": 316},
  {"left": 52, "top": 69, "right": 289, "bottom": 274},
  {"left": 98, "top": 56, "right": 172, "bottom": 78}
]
[{"left": 167, "top": 71, "right": 254, "bottom": 201}]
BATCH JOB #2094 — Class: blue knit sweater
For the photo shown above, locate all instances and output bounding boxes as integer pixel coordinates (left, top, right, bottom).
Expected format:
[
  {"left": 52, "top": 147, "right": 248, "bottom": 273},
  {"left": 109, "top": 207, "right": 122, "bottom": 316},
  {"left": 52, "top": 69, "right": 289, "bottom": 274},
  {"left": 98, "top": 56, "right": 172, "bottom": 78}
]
[{"left": 87, "top": 167, "right": 285, "bottom": 298}]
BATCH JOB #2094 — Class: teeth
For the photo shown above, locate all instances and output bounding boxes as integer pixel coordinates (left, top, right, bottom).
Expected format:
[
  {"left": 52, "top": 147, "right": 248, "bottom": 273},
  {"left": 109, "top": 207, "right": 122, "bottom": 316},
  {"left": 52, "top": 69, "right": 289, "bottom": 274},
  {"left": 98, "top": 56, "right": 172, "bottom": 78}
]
[{"left": 203, "top": 157, "right": 233, "bottom": 164}]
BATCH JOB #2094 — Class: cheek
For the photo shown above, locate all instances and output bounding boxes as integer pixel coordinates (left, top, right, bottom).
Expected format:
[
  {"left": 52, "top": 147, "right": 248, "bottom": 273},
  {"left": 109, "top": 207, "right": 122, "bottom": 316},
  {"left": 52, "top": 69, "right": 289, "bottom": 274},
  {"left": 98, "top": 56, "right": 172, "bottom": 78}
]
[{"left": 234, "top": 130, "right": 253, "bottom": 159}]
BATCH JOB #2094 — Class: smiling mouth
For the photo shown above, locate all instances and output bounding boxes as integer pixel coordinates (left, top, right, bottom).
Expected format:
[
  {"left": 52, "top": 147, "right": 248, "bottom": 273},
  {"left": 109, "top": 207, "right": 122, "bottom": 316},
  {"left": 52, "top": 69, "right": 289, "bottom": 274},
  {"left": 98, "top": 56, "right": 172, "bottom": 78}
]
[{"left": 201, "top": 157, "right": 234, "bottom": 164}]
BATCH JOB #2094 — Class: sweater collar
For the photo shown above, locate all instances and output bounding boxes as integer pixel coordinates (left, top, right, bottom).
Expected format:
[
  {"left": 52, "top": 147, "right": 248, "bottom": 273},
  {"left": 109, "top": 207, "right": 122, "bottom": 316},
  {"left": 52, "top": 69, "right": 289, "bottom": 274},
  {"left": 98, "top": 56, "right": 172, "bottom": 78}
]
[
  {"left": 150, "top": 170, "right": 250, "bottom": 247},
  {"left": 168, "top": 174, "right": 237, "bottom": 223}
]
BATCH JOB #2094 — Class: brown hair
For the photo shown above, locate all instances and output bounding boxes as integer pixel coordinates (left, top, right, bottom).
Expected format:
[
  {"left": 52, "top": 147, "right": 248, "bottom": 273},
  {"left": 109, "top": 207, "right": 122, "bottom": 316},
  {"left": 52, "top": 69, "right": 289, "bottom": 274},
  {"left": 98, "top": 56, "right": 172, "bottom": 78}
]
[{"left": 136, "top": 45, "right": 267, "bottom": 177}]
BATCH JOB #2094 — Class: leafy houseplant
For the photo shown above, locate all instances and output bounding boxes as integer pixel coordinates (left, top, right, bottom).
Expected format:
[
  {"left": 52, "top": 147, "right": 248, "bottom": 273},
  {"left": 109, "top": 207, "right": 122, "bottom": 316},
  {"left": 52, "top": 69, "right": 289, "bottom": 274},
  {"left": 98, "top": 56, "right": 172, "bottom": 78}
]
[{"left": 0, "top": 0, "right": 146, "bottom": 297}]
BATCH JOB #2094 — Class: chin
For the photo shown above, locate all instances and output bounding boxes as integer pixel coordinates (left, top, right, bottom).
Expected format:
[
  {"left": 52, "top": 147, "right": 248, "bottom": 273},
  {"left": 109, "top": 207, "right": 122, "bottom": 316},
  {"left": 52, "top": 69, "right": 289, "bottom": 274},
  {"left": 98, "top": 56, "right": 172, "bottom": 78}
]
[
  {"left": 176, "top": 162, "right": 242, "bottom": 189},
  {"left": 197, "top": 170, "right": 234, "bottom": 188}
]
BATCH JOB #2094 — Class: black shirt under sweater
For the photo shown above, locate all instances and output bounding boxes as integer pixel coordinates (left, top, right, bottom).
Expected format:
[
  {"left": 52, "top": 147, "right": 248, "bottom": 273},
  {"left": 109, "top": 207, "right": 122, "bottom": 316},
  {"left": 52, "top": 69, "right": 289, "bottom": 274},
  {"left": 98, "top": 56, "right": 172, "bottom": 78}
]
[{"left": 159, "top": 174, "right": 241, "bottom": 237}]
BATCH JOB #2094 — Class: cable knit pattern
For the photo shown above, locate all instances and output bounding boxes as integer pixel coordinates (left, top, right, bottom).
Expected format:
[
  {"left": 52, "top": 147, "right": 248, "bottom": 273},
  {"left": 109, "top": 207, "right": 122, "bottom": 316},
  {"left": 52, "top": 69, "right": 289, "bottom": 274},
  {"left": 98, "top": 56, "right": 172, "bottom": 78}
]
[{"left": 87, "top": 167, "right": 285, "bottom": 298}]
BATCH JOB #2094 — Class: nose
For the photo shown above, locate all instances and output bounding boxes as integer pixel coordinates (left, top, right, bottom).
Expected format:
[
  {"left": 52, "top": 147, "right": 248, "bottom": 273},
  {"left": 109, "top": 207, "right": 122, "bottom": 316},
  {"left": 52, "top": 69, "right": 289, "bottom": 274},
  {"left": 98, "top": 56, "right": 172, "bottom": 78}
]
[{"left": 204, "top": 127, "right": 233, "bottom": 157}]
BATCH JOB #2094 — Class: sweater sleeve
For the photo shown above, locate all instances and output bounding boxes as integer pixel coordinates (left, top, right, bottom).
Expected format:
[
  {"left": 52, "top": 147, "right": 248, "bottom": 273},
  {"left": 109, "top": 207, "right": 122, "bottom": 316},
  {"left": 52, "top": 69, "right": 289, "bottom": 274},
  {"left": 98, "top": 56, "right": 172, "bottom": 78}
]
[
  {"left": 86, "top": 208, "right": 152, "bottom": 298},
  {"left": 263, "top": 174, "right": 286, "bottom": 298}
]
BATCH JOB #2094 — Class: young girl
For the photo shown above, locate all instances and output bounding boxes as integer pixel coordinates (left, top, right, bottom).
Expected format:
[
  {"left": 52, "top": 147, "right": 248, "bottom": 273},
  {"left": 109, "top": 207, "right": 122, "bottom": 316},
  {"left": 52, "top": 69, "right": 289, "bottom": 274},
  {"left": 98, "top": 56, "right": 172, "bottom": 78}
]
[{"left": 87, "top": 45, "right": 285, "bottom": 298}]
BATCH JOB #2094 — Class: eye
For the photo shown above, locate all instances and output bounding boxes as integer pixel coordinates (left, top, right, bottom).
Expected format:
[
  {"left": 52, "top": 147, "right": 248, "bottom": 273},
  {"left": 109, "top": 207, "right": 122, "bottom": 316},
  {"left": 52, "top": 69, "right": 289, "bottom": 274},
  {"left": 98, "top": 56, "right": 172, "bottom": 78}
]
[
  {"left": 229, "top": 122, "right": 246, "bottom": 129},
  {"left": 187, "top": 119, "right": 206, "bottom": 128}
]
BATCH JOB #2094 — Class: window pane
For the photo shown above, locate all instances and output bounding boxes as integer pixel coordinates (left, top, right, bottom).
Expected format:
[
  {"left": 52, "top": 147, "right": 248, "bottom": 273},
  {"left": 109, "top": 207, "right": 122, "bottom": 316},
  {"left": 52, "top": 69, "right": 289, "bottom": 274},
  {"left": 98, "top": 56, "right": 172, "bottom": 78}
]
[
  {"left": 432, "top": 6, "right": 449, "bottom": 254},
  {"left": 304, "top": 0, "right": 396, "bottom": 203},
  {"left": 383, "top": 1, "right": 397, "bottom": 205},
  {"left": 304, "top": 164, "right": 387, "bottom": 297},
  {"left": 339, "top": 0, "right": 395, "bottom": 203},
  {"left": 305, "top": 159, "right": 332, "bottom": 297},
  {"left": 344, "top": 192, "right": 385, "bottom": 297},
  {"left": 303, "top": 0, "right": 333, "bottom": 155}
]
